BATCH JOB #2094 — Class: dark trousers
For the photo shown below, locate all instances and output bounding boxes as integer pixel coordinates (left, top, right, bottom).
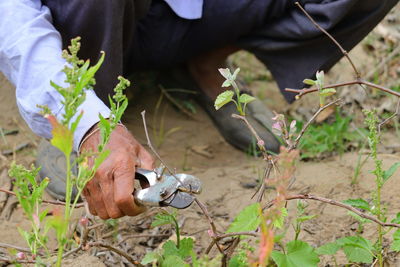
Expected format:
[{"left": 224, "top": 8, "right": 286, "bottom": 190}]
[{"left": 43, "top": 0, "right": 399, "bottom": 103}]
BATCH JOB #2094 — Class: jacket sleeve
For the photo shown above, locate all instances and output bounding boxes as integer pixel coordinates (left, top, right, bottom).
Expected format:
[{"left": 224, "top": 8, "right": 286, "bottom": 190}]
[{"left": 0, "top": 0, "right": 111, "bottom": 151}]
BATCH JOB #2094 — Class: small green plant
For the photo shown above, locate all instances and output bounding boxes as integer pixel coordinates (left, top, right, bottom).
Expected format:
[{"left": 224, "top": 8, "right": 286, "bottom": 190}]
[
  {"left": 8, "top": 163, "right": 50, "bottom": 261},
  {"left": 303, "top": 71, "right": 337, "bottom": 107},
  {"left": 214, "top": 68, "right": 256, "bottom": 115},
  {"left": 152, "top": 93, "right": 181, "bottom": 148},
  {"left": 351, "top": 144, "right": 369, "bottom": 185},
  {"left": 141, "top": 210, "right": 196, "bottom": 266},
  {"left": 298, "top": 111, "right": 364, "bottom": 159},
  {"left": 292, "top": 201, "right": 316, "bottom": 241},
  {"left": 9, "top": 37, "right": 130, "bottom": 266}
]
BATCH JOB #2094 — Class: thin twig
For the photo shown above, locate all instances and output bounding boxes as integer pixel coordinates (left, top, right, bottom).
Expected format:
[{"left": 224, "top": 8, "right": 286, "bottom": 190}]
[
  {"left": 88, "top": 241, "right": 143, "bottom": 266},
  {"left": 0, "top": 257, "right": 35, "bottom": 264},
  {"left": 140, "top": 111, "right": 184, "bottom": 186},
  {"left": 294, "top": 2, "right": 360, "bottom": 78},
  {"left": 255, "top": 161, "right": 274, "bottom": 202},
  {"left": 195, "top": 199, "right": 225, "bottom": 255},
  {"left": 158, "top": 85, "right": 198, "bottom": 121},
  {"left": 285, "top": 79, "right": 400, "bottom": 98},
  {"left": 290, "top": 99, "right": 342, "bottom": 149},
  {"left": 231, "top": 114, "right": 269, "bottom": 159},
  {"left": 266, "top": 194, "right": 400, "bottom": 228},
  {"left": 378, "top": 99, "right": 400, "bottom": 133},
  {"left": 117, "top": 234, "right": 170, "bottom": 246},
  {"left": 0, "top": 242, "right": 31, "bottom": 253},
  {"left": 0, "top": 188, "right": 84, "bottom": 208},
  {"left": 366, "top": 45, "right": 400, "bottom": 80},
  {"left": 216, "top": 231, "right": 259, "bottom": 239},
  {"left": 62, "top": 245, "right": 82, "bottom": 259}
]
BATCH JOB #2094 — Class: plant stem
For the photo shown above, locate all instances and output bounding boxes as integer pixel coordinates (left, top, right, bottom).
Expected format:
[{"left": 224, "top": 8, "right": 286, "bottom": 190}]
[
  {"left": 173, "top": 217, "right": 181, "bottom": 248},
  {"left": 232, "top": 80, "right": 244, "bottom": 115},
  {"left": 56, "top": 153, "right": 71, "bottom": 267},
  {"left": 56, "top": 246, "right": 63, "bottom": 267}
]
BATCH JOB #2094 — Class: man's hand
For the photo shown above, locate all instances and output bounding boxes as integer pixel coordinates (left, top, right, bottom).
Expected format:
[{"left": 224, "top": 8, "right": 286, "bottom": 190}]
[{"left": 80, "top": 124, "right": 155, "bottom": 219}]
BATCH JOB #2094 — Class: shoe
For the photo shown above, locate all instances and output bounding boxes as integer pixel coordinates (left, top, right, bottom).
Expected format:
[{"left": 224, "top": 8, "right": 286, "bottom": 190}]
[
  {"left": 36, "top": 139, "right": 81, "bottom": 201},
  {"left": 159, "top": 67, "right": 281, "bottom": 154}
]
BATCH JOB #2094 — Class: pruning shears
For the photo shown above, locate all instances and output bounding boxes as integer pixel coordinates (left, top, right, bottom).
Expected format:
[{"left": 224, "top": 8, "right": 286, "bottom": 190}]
[{"left": 134, "top": 168, "right": 202, "bottom": 209}]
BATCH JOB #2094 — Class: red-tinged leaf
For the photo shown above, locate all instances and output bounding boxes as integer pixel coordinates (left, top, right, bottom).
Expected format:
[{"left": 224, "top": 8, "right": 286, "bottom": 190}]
[{"left": 45, "top": 115, "right": 73, "bottom": 156}]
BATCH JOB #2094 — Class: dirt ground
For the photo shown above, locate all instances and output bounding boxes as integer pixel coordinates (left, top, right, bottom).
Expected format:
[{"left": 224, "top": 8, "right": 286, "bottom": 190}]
[{"left": 1, "top": 4, "right": 400, "bottom": 266}]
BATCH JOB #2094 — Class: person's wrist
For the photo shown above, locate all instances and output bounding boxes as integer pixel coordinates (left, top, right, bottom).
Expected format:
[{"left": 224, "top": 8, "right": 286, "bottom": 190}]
[{"left": 78, "top": 122, "right": 127, "bottom": 154}]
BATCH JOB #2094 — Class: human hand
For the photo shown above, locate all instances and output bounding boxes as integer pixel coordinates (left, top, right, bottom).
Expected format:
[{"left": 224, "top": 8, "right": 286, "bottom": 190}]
[{"left": 80, "top": 124, "right": 155, "bottom": 219}]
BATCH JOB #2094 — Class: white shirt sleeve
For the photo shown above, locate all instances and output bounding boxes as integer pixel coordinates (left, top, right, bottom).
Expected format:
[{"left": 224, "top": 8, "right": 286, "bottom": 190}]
[{"left": 0, "top": 0, "right": 111, "bottom": 152}]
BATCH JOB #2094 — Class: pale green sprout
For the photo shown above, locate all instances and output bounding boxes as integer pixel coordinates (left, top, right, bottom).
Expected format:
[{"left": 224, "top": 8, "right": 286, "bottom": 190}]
[{"left": 214, "top": 68, "right": 256, "bottom": 115}]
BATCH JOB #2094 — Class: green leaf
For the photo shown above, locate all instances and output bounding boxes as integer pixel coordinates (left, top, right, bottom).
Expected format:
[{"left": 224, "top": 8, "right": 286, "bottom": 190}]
[
  {"left": 316, "top": 70, "right": 324, "bottom": 88},
  {"left": 273, "top": 207, "right": 288, "bottom": 229},
  {"left": 383, "top": 162, "right": 400, "bottom": 183},
  {"left": 296, "top": 215, "right": 316, "bottom": 223},
  {"left": 162, "top": 240, "right": 180, "bottom": 258},
  {"left": 214, "top": 90, "right": 234, "bottom": 110},
  {"left": 303, "top": 79, "right": 316, "bottom": 86},
  {"left": 391, "top": 213, "right": 400, "bottom": 224},
  {"left": 178, "top": 238, "right": 194, "bottom": 258},
  {"left": 315, "top": 242, "right": 340, "bottom": 255},
  {"left": 343, "top": 198, "right": 370, "bottom": 211},
  {"left": 218, "top": 68, "right": 232, "bottom": 80},
  {"left": 226, "top": 203, "right": 261, "bottom": 233},
  {"left": 336, "top": 236, "right": 374, "bottom": 264},
  {"left": 46, "top": 115, "right": 73, "bottom": 156},
  {"left": 222, "top": 80, "right": 232, "bottom": 87},
  {"left": 141, "top": 251, "right": 161, "bottom": 265},
  {"left": 231, "top": 68, "right": 240, "bottom": 81},
  {"left": 93, "top": 150, "right": 110, "bottom": 172},
  {"left": 271, "top": 240, "right": 320, "bottom": 267},
  {"left": 228, "top": 254, "right": 248, "bottom": 267},
  {"left": 319, "top": 88, "right": 336, "bottom": 97},
  {"left": 238, "top": 94, "right": 256, "bottom": 104},
  {"left": 162, "top": 255, "right": 189, "bottom": 267},
  {"left": 391, "top": 229, "right": 400, "bottom": 252},
  {"left": 152, "top": 211, "right": 177, "bottom": 228}
]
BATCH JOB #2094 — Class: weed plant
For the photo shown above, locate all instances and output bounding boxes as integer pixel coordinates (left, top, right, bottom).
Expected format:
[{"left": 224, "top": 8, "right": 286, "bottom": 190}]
[{"left": 9, "top": 37, "right": 130, "bottom": 266}]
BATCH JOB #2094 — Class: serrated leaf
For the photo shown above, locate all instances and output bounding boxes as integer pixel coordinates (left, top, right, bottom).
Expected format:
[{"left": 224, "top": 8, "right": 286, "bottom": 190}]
[
  {"left": 238, "top": 94, "right": 256, "bottom": 104},
  {"left": 303, "top": 79, "right": 316, "bottom": 86},
  {"left": 319, "top": 88, "right": 336, "bottom": 97},
  {"left": 46, "top": 115, "right": 73, "bottom": 156},
  {"left": 316, "top": 242, "right": 340, "bottom": 255},
  {"left": 271, "top": 240, "right": 320, "bottom": 267},
  {"left": 343, "top": 198, "right": 370, "bottom": 211},
  {"left": 178, "top": 238, "right": 194, "bottom": 259},
  {"left": 273, "top": 207, "right": 288, "bottom": 229},
  {"left": 151, "top": 212, "right": 176, "bottom": 228},
  {"left": 162, "top": 240, "right": 180, "bottom": 258},
  {"left": 214, "top": 90, "right": 234, "bottom": 110},
  {"left": 226, "top": 203, "right": 261, "bottom": 233},
  {"left": 383, "top": 162, "right": 400, "bottom": 183},
  {"left": 391, "top": 229, "right": 400, "bottom": 252},
  {"left": 141, "top": 251, "right": 161, "bottom": 265},
  {"left": 162, "top": 255, "right": 189, "bottom": 267},
  {"left": 336, "top": 236, "right": 374, "bottom": 264}
]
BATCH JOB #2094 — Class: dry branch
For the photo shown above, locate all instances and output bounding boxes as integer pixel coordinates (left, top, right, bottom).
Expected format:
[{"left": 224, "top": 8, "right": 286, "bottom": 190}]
[
  {"left": 294, "top": 2, "right": 360, "bottom": 78},
  {"left": 285, "top": 79, "right": 400, "bottom": 99},
  {"left": 0, "top": 187, "right": 84, "bottom": 208},
  {"left": 264, "top": 194, "right": 400, "bottom": 228}
]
